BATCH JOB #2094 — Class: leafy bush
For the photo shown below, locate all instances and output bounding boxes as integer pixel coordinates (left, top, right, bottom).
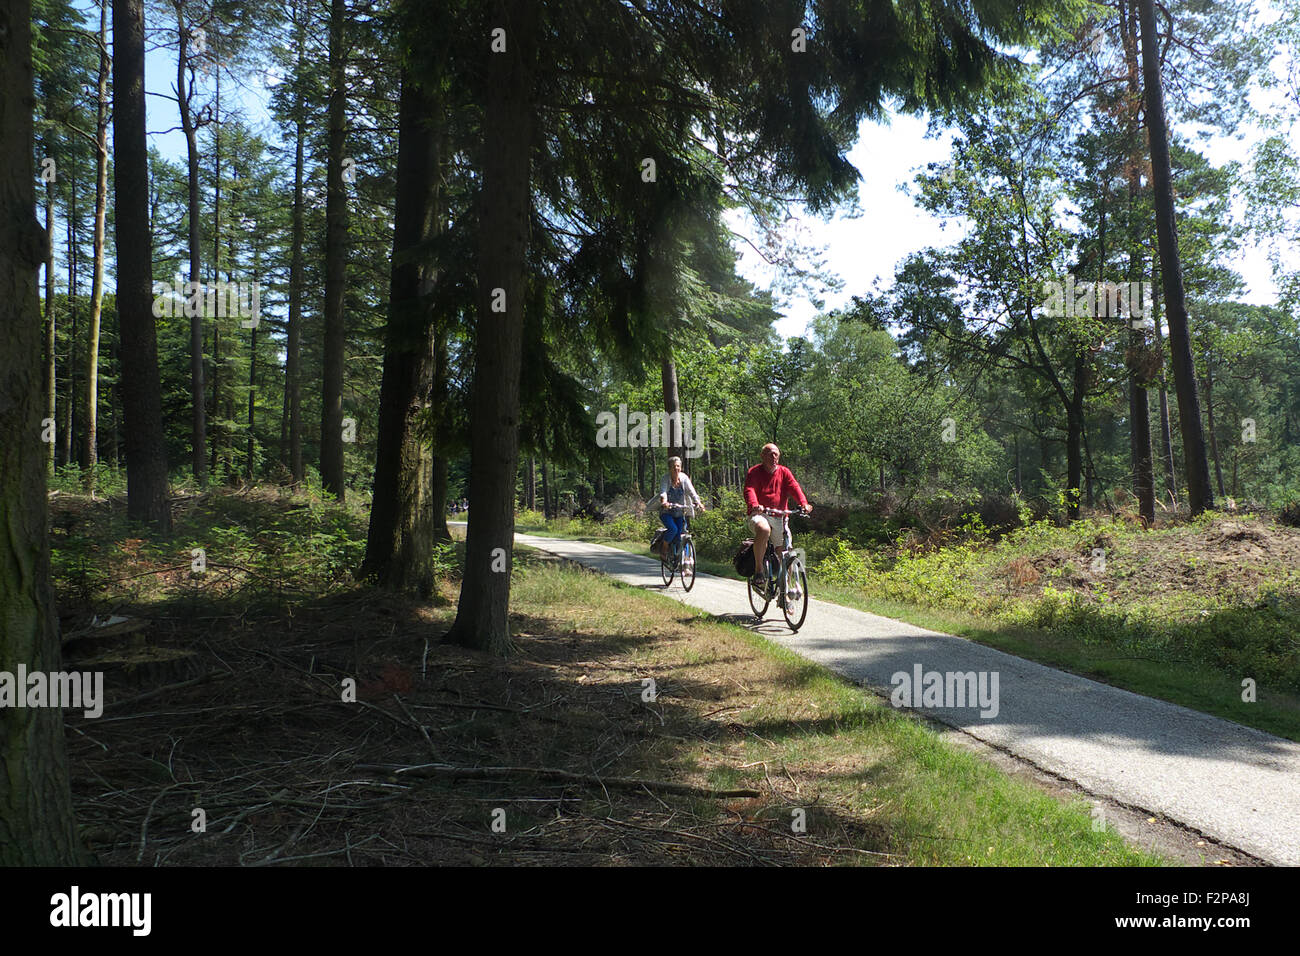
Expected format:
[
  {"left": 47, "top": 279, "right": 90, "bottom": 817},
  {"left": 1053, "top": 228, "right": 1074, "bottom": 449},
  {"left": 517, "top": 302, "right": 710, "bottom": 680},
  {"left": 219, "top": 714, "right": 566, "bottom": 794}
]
[{"left": 813, "top": 540, "right": 876, "bottom": 588}]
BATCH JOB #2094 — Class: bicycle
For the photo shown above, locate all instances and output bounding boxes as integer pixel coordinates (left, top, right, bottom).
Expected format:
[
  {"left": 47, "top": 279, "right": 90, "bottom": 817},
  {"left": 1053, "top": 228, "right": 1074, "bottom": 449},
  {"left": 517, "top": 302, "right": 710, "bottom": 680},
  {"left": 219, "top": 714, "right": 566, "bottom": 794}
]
[
  {"left": 659, "top": 508, "right": 697, "bottom": 591},
  {"left": 746, "top": 506, "right": 809, "bottom": 631}
]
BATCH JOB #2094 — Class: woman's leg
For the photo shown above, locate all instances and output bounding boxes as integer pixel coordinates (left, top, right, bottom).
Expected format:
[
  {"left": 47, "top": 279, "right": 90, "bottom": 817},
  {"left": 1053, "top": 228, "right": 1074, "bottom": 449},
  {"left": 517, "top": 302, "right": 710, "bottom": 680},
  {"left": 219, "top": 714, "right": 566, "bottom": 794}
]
[
  {"left": 661, "top": 513, "right": 684, "bottom": 560},
  {"left": 659, "top": 512, "right": 678, "bottom": 559}
]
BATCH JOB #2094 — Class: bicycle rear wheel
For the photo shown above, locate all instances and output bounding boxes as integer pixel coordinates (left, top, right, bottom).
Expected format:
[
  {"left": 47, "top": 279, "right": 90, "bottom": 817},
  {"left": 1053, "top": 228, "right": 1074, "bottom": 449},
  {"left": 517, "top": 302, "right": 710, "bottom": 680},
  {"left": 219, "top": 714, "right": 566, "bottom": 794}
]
[
  {"left": 660, "top": 544, "right": 673, "bottom": 585},
  {"left": 781, "top": 556, "right": 809, "bottom": 631},
  {"left": 680, "top": 537, "right": 696, "bottom": 591},
  {"left": 748, "top": 548, "right": 772, "bottom": 618}
]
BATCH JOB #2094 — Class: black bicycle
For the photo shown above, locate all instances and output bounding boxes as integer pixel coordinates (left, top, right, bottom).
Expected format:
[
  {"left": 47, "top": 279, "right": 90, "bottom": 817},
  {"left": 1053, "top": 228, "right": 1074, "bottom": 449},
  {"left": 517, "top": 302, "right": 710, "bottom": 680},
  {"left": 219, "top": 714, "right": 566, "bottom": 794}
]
[
  {"left": 659, "top": 511, "right": 697, "bottom": 591},
  {"left": 747, "top": 506, "right": 809, "bottom": 631}
]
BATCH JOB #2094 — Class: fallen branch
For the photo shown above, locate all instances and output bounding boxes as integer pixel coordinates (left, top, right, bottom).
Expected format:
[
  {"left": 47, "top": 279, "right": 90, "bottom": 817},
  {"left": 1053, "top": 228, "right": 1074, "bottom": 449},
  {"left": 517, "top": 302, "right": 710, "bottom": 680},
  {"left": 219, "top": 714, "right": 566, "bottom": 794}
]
[
  {"left": 104, "top": 672, "right": 229, "bottom": 710},
  {"left": 355, "top": 762, "right": 760, "bottom": 799}
]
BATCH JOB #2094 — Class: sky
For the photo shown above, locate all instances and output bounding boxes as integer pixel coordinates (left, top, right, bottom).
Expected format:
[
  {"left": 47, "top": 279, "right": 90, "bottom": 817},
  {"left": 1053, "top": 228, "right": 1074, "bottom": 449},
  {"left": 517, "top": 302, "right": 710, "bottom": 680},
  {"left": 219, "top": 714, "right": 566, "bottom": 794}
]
[
  {"left": 728, "top": 108, "right": 1291, "bottom": 341},
  {"left": 76, "top": 0, "right": 1297, "bottom": 342}
]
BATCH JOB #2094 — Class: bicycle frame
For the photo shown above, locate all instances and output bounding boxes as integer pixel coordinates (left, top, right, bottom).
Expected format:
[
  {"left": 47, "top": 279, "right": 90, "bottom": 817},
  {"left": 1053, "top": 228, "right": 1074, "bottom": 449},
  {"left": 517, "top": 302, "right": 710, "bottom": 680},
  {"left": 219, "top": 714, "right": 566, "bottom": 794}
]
[
  {"left": 748, "top": 506, "right": 809, "bottom": 630},
  {"left": 758, "top": 507, "right": 804, "bottom": 584}
]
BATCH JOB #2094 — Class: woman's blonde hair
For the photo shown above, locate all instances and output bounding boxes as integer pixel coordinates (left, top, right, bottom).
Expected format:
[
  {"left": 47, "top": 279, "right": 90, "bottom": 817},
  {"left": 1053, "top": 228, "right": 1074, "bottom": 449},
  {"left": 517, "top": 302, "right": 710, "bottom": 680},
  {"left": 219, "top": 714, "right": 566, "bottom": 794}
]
[{"left": 668, "top": 456, "right": 683, "bottom": 467}]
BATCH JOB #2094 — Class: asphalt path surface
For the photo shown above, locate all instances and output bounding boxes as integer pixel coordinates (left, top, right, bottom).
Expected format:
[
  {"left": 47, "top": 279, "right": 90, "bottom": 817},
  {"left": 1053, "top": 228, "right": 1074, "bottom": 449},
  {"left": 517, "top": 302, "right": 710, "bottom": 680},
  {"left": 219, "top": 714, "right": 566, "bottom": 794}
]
[{"left": 507, "top": 529, "right": 1300, "bottom": 865}]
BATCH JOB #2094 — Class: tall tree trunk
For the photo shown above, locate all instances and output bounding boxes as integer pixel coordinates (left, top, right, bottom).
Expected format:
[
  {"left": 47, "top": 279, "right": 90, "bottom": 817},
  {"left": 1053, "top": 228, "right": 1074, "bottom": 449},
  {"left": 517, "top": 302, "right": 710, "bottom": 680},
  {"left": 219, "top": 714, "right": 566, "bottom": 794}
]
[
  {"left": 1151, "top": 270, "right": 1177, "bottom": 502},
  {"left": 1138, "top": 0, "right": 1213, "bottom": 514},
  {"left": 431, "top": 324, "right": 452, "bottom": 541},
  {"left": 1204, "top": 359, "right": 1226, "bottom": 497},
  {"left": 661, "top": 355, "right": 684, "bottom": 461},
  {"left": 446, "top": 0, "right": 538, "bottom": 654},
  {"left": 284, "top": 7, "right": 306, "bottom": 483},
  {"left": 43, "top": 179, "right": 55, "bottom": 476},
  {"left": 1119, "top": 0, "right": 1155, "bottom": 526},
  {"left": 1013, "top": 436, "right": 1022, "bottom": 493},
  {"left": 431, "top": 454, "right": 451, "bottom": 541},
  {"left": 0, "top": 0, "right": 86, "bottom": 863},
  {"left": 210, "top": 324, "right": 220, "bottom": 476},
  {"left": 319, "top": 0, "right": 349, "bottom": 500},
  {"left": 362, "top": 66, "right": 442, "bottom": 594},
  {"left": 541, "top": 458, "right": 551, "bottom": 519},
  {"left": 527, "top": 455, "right": 536, "bottom": 511},
  {"left": 61, "top": 164, "right": 76, "bottom": 469},
  {"left": 1066, "top": 351, "right": 1086, "bottom": 520},
  {"left": 113, "top": 0, "right": 172, "bottom": 531},
  {"left": 1125, "top": 250, "right": 1155, "bottom": 525},
  {"left": 247, "top": 299, "right": 257, "bottom": 481},
  {"left": 82, "top": 0, "right": 111, "bottom": 487},
  {"left": 177, "top": 2, "right": 207, "bottom": 486}
]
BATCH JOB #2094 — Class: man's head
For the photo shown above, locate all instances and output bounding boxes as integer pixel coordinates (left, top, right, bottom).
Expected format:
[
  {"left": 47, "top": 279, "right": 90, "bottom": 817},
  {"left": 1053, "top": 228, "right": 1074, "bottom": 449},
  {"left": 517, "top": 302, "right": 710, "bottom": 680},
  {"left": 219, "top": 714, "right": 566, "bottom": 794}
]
[{"left": 760, "top": 443, "right": 780, "bottom": 473}]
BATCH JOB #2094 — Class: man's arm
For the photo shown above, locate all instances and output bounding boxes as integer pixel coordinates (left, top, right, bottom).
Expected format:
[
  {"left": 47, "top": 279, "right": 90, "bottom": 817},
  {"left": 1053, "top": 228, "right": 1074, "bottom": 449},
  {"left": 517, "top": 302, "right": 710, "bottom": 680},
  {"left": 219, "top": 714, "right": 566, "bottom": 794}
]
[{"left": 742, "top": 467, "right": 760, "bottom": 513}]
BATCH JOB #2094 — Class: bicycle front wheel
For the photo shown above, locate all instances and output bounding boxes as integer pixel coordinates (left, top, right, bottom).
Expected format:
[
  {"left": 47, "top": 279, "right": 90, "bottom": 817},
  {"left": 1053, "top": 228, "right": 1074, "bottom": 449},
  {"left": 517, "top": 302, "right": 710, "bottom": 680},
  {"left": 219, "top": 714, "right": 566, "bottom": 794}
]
[
  {"left": 680, "top": 538, "right": 696, "bottom": 591},
  {"left": 781, "top": 557, "right": 809, "bottom": 631}
]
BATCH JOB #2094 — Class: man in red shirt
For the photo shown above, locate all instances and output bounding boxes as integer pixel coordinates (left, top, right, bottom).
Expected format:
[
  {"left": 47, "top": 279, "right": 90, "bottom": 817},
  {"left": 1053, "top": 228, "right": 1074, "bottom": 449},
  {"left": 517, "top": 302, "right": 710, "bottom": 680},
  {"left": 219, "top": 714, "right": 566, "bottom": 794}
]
[{"left": 744, "top": 443, "right": 812, "bottom": 585}]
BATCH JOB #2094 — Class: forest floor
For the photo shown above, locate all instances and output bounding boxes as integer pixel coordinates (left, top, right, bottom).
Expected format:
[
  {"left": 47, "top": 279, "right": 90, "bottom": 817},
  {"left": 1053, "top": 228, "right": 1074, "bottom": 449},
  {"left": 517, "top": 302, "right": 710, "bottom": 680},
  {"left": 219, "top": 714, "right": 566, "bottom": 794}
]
[{"left": 50, "top": 486, "right": 1162, "bottom": 866}]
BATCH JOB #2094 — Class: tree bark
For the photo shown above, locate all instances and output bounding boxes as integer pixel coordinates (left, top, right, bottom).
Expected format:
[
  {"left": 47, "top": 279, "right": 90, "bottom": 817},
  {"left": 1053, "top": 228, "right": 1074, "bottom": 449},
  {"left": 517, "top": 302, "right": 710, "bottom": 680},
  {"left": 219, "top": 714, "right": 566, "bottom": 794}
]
[
  {"left": 661, "top": 356, "right": 684, "bottom": 462},
  {"left": 1066, "top": 351, "right": 1086, "bottom": 520},
  {"left": 210, "top": 323, "right": 220, "bottom": 476},
  {"left": 1152, "top": 290, "right": 1177, "bottom": 502},
  {"left": 177, "top": 1, "right": 207, "bottom": 486},
  {"left": 319, "top": 0, "right": 349, "bottom": 500},
  {"left": 82, "top": 0, "right": 110, "bottom": 486},
  {"left": 1119, "top": 0, "right": 1155, "bottom": 525},
  {"left": 113, "top": 0, "right": 172, "bottom": 531},
  {"left": 0, "top": 0, "right": 88, "bottom": 864},
  {"left": 1204, "top": 359, "right": 1226, "bottom": 498},
  {"left": 431, "top": 323, "right": 452, "bottom": 541},
  {"left": 1138, "top": 0, "right": 1213, "bottom": 514},
  {"left": 446, "top": 0, "right": 538, "bottom": 654},
  {"left": 44, "top": 178, "right": 56, "bottom": 476},
  {"left": 540, "top": 458, "right": 551, "bottom": 519},
  {"left": 61, "top": 163, "right": 76, "bottom": 469},
  {"left": 362, "top": 66, "right": 442, "bottom": 595},
  {"left": 285, "top": 18, "right": 305, "bottom": 483},
  {"left": 247, "top": 309, "right": 257, "bottom": 481}
]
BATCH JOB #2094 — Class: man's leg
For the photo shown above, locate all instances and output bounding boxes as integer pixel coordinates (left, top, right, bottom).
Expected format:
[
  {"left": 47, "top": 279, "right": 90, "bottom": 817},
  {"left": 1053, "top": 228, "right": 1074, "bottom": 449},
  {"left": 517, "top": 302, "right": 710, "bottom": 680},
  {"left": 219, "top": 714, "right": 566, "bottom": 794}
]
[{"left": 750, "top": 515, "right": 771, "bottom": 581}]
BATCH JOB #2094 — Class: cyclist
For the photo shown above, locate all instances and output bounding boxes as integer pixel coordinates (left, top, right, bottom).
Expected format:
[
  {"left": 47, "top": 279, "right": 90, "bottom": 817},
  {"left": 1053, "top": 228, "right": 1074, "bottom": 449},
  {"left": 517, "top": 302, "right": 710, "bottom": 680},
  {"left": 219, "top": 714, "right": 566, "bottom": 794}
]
[
  {"left": 658, "top": 455, "right": 705, "bottom": 567},
  {"left": 744, "top": 443, "right": 812, "bottom": 588}
]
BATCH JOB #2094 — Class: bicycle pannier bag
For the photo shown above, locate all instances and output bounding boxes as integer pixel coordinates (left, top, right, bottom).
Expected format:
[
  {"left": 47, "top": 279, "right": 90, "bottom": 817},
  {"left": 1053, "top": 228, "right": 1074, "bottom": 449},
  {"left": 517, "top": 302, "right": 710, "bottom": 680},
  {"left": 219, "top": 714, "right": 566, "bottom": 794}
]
[{"left": 733, "top": 539, "right": 756, "bottom": 577}]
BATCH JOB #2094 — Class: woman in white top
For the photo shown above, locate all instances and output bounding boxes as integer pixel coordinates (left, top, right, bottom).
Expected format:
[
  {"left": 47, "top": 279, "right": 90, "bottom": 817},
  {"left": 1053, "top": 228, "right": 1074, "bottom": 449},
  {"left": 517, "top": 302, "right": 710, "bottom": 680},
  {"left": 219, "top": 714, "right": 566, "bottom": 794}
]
[{"left": 658, "top": 455, "right": 705, "bottom": 565}]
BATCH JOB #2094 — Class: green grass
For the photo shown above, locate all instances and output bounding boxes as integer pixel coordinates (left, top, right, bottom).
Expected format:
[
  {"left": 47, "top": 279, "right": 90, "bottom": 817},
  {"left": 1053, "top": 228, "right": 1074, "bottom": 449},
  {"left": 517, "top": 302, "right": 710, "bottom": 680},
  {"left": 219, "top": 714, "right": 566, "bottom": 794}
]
[{"left": 507, "top": 554, "right": 1170, "bottom": 865}]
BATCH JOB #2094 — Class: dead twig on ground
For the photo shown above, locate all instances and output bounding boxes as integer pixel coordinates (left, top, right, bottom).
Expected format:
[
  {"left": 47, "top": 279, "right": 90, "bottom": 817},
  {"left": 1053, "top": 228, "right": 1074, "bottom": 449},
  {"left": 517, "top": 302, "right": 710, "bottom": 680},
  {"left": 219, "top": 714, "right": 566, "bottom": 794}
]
[{"left": 355, "top": 762, "right": 760, "bottom": 799}]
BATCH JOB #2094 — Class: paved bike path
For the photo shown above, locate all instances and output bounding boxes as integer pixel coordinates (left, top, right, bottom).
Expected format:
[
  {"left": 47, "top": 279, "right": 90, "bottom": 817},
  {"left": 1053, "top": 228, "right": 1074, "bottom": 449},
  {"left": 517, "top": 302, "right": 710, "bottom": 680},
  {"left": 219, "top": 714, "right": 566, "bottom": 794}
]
[{"left": 514, "top": 532, "right": 1300, "bottom": 866}]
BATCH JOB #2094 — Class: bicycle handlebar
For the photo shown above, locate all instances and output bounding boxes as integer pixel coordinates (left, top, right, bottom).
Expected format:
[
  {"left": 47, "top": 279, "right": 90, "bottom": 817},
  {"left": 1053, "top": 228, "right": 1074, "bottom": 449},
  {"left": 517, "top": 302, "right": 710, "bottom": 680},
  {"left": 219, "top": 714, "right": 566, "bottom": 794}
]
[{"left": 758, "top": 506, "right": 810, "bottom": 517}]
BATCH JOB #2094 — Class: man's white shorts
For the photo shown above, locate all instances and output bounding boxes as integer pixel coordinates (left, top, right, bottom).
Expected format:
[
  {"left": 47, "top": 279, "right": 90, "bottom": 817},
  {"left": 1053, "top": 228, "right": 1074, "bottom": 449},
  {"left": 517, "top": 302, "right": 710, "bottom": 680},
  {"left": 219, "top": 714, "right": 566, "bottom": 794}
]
[{"left": 746, "top": 512, "right": 786, "bottom": 551}]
